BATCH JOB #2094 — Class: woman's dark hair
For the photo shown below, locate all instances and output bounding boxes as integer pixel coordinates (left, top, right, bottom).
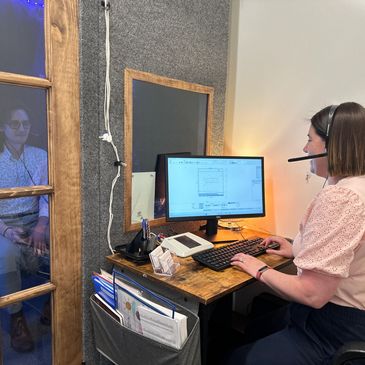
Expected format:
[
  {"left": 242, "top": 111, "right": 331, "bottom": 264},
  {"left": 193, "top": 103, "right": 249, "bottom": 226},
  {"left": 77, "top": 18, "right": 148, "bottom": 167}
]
[
  {"left": 310, "top": 105, "right": 333, "bottom": 141},
  {"left": 311, "top": 102, "right": 365, "bottom": 177}
]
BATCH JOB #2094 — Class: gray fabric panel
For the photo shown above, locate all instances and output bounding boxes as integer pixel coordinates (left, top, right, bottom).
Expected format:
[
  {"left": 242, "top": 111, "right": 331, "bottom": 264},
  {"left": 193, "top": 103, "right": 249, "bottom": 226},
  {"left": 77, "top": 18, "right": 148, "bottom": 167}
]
[
  {"left": 90, "top": 295, "right": 201, "bottom": 365},
  {"left": 80, "top": 1, "right": 230, "bottom": 363}
]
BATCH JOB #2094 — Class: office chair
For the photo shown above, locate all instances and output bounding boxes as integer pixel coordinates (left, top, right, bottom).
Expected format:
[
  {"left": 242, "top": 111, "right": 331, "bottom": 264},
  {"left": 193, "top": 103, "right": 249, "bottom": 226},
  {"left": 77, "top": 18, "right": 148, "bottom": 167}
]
[{"left": 332, "top": 341, "right": 365, "bottom": 365}]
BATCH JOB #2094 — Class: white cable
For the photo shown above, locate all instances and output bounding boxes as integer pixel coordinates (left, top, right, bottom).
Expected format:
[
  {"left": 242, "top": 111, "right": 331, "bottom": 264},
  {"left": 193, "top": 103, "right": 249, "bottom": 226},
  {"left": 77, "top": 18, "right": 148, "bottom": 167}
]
[
  {"left": 100, "top": 2, "right": 124, "bottom": 255},
  {"left": 103, "top": 3, "right": 111, "bottom": 135}
]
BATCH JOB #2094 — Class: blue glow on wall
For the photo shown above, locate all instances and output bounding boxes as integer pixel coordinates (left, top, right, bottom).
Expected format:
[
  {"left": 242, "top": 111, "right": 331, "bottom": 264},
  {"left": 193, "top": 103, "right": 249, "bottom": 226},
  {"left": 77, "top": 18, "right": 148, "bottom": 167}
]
[
  {"left": 0, "top": 0, "right": 46, "bottom": 77},
  {"left": 20, "top": 0, "right": 45, "bottom": 8}
]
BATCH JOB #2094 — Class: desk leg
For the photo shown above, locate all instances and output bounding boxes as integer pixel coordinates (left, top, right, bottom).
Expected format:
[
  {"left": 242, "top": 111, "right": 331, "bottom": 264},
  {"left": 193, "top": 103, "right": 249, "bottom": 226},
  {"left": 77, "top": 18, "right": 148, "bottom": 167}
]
[
  {"left": 198, "top": 295, "right": 233, "bottom": 365},
  {"left": 198, "top": 302, "right": 213, "bottom": 365}
]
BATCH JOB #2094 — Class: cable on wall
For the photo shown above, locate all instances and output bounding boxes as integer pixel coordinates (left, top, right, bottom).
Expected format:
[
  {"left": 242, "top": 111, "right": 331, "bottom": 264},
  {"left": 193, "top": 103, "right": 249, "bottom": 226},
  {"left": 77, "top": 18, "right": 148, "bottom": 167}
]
[{"left": 99, "top": 0, "right": 126, "bottom": 254}]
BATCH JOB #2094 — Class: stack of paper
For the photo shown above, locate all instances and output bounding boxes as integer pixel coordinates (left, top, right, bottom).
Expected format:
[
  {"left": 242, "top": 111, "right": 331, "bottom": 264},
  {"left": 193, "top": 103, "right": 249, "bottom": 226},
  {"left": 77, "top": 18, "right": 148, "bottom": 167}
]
[
  {"left": 114, "top": 271, "right": 188, "bottom": 349},
  {"left": 92, "top": 271, "right": 115, "bottom": 308},
  {"left": 138, "top": 299, "right": 187, "bottom": 349},
  {"left": 93, "top": 293, "right": 124, "bottom": 325}
]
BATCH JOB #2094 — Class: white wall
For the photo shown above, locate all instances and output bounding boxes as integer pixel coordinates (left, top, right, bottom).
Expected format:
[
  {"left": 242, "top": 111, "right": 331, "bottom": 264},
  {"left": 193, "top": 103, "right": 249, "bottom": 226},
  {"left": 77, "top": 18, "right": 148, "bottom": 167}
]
[{"left": 225, "top": 0, "right": 365, "bottom": 237}]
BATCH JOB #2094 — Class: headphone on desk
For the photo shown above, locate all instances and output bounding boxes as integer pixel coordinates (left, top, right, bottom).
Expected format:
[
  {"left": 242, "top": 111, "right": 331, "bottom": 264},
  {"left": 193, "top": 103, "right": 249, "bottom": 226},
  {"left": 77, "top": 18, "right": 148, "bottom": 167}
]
[{"left": 288, "top": 104, "right": 339, "bottom": 162}]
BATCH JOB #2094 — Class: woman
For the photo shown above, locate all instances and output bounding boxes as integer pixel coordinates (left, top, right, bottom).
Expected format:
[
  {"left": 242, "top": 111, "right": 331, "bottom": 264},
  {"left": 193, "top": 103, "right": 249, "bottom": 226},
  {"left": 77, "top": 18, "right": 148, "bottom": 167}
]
[
  {"left": 229, "top": 102, "right": 365, "bottom": 365},
  {"left": 0, "top": 104, "right": 49, "bottom": 352}
]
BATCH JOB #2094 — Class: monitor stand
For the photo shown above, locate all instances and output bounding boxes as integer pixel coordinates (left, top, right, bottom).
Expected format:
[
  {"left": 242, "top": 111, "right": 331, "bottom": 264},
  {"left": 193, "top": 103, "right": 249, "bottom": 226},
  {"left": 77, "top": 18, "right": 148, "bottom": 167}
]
[{"left": 194, "top": 218, "right": 243, "bottom": 244}]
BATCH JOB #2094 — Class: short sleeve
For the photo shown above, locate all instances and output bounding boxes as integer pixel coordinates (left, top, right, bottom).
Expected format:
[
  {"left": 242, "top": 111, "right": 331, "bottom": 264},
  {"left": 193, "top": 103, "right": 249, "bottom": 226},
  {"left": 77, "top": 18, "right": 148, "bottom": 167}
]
[{"left": 293, "top": 185, "right": 365, "bottom": 278}]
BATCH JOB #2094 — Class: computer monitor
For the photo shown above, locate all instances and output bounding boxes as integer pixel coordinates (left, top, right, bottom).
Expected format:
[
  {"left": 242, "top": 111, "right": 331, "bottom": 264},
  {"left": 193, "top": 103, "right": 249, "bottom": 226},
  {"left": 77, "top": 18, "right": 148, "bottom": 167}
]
[
  {"left": 154, "top": 152, "right": 191, "bottom": 218},
  {"left": 165, "top": 155, "right": 265, "bottom": 243}
]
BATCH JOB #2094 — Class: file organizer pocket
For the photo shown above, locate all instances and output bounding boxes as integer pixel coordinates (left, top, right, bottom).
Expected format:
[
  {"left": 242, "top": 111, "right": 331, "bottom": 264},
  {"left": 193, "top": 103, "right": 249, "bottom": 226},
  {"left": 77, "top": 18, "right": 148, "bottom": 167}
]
[{"left": 90, "top": 293, "right": 201, "bottom": 365}]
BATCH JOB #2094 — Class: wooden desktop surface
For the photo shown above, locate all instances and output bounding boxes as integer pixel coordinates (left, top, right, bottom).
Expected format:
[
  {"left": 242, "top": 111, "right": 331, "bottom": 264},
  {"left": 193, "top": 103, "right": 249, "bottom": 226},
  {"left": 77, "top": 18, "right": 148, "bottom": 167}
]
[{"left": 107, "top": 230, "right": 292, "bottom": 305}]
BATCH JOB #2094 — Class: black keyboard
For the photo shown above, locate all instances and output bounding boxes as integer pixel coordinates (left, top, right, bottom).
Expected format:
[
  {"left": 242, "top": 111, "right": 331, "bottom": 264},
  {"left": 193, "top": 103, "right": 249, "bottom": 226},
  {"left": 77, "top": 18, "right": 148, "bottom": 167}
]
[{"left": 192, "top": 237, "right": 279, "bottom": 271}]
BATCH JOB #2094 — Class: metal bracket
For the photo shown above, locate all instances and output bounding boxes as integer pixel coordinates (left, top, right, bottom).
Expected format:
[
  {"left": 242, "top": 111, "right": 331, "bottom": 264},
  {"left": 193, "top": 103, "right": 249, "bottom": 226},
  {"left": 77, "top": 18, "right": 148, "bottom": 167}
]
[{"left": 101, "top": 1, "right": 110, "bottom": 10}]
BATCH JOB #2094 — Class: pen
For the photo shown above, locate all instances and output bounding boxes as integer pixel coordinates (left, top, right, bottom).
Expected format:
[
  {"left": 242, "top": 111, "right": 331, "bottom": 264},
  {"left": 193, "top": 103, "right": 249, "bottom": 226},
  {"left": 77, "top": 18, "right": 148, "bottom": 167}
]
[
  {"left": 146, "top": 219, "right": 150, "bottom": 240},
  {"left": 142, "top": 219, "right": 147, "bottom": 240}
]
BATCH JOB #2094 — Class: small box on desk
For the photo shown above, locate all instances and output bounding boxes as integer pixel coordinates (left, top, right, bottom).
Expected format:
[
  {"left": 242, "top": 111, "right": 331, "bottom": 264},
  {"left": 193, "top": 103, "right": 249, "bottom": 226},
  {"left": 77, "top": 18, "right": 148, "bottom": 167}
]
[{"left": 90, "top": 293, "right": 201, "bottom": 365}]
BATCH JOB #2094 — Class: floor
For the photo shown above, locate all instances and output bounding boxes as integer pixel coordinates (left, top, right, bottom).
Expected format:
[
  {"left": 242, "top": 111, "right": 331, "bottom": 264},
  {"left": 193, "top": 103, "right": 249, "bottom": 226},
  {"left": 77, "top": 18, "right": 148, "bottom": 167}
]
[{"left": 1, "top": 269, "right": 52, "bottom": 365}]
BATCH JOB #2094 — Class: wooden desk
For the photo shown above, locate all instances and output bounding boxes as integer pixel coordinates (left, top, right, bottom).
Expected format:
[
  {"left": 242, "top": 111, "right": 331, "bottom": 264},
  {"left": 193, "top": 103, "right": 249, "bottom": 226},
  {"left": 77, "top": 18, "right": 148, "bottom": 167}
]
[
  {"left": 107, "top": 231, "right": 292, "bottom": 365},
  {"left": 107, "top": 245, "right": 290, "bottom": 305}
]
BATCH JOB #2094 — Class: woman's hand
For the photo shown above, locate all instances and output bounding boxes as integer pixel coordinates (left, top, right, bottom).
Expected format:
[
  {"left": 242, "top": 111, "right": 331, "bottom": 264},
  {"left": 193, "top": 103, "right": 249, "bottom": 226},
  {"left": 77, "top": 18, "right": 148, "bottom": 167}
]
[
  {"left": 230, "top": 253, "right": 267, "bottom": 277},
  {"left": 261, "top": 236, "right": 294, "bottom": 258}
]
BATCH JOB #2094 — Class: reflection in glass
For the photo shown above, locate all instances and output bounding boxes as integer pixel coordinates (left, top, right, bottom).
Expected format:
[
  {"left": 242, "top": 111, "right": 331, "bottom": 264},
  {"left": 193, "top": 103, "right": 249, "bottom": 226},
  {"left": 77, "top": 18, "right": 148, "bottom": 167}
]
[
  {"left": 0, "top": 194, "right": 50, "bottom": 356},
  {"left": 0, "top": 106, "right": 48, "bottom": 189},
  {"left": 130, "top": 79, "right": 209, "bottom": 224},
  {"left": 0, "top": 0, "right": 45, "bottom": 77},
  {"left": 0, "top": 194, "right": 50, "bottom": 296},
  {"left": 153, "top": 152, "right": 191, "bottom": 219},
  {"left": 0, "top": 84, "right": 48, "bottom": 152},
  {"left": 0, "top": 88, "right": 50, "bottom": 300},
  {"left": 132, "top": 80, "right": 207, "bottom": 172},
  {"left": 0, "top": 84, "right": 48, "bottom": 154},
  {"left": 1, "top": 293, "right": 52, "bottom": 362}
]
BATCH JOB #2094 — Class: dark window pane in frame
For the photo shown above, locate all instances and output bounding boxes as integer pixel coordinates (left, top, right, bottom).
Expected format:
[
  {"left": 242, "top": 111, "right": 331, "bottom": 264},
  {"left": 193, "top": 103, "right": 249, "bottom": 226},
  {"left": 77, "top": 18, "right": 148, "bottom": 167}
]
[
  {"left": 0, "top": 0, "right": 45, "bottom": 78},
  {"left": 0, "top": 83, "right": 48, "bottom": 189},
  {"left": 1, "top": 293, "right": 52, "bottom": 363}
]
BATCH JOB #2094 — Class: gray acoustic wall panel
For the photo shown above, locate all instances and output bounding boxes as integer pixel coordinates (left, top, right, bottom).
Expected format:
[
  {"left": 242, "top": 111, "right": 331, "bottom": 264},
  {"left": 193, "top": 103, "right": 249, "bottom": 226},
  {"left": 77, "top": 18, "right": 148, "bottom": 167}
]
[{"left": 80, "top": 1, "right": 230, "bottom": 363}]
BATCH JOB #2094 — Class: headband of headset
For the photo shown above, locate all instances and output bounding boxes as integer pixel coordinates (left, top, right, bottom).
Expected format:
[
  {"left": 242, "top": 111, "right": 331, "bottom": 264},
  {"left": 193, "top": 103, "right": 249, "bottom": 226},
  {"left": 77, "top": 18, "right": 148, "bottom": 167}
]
[{"left": 325, "top": 104, "right": 339, "bottom": 146}]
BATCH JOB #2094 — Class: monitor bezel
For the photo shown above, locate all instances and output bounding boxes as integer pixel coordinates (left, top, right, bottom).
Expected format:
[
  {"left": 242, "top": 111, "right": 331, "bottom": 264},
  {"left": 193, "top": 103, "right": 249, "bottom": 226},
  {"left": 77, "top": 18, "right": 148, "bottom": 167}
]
[{"left": 165, "top": 155, "right": 266, "bottom": 222}]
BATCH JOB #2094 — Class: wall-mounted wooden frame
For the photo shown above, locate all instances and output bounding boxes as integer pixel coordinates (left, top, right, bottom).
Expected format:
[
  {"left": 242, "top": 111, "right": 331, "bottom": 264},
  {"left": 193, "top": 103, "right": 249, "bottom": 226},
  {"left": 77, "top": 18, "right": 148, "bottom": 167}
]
[{"left": 124, "top": 68, "right": 214, "bottom": 232}]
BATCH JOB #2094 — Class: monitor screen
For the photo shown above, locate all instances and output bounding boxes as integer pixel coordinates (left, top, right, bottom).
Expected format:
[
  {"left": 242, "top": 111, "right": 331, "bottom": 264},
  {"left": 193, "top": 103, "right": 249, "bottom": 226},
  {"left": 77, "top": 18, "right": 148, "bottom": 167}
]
[
  {"left": 165, "top": 155, "right": 265, "bottom": 241},
  {"left": 154, "top": 152, "right": 191, "bottom": 219}
]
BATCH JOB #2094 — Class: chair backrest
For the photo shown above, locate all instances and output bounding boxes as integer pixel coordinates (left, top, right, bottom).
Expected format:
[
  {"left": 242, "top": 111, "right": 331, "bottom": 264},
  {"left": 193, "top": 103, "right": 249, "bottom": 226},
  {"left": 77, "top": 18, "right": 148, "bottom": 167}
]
[{"left": 332, "top": 341, "right": 365, "bottom": 365}]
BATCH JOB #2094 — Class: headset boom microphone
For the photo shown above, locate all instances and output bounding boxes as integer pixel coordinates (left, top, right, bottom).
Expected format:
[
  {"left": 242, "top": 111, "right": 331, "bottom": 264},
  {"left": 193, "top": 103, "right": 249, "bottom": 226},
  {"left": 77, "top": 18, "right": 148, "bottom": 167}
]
[
  {"left": 288, "top": 153, "right": 327, "bottom": 162},
  {"left": 288, "top": 104, "right": 339, "bottom": 163}
]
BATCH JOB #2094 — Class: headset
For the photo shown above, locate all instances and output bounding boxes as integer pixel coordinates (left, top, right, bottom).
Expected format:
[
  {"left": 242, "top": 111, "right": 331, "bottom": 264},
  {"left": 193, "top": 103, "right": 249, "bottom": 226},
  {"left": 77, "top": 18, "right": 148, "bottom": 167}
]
[{"left": 288, "top": 104, "right": 339, "bottom": 162}]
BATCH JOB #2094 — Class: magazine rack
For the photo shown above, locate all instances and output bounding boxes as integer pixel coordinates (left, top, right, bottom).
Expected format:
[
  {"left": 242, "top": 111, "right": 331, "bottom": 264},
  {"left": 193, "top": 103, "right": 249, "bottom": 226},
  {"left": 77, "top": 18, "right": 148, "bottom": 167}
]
[{"left": 90, "top": 273, "right": 201, "bottom": 365}]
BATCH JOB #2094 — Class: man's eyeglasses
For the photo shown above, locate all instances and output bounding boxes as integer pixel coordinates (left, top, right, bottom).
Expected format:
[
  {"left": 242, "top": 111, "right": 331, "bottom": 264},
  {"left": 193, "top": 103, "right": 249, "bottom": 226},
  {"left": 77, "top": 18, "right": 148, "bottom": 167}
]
[{"left": 5, "top": 120, "right": 31, "bottom": 130}]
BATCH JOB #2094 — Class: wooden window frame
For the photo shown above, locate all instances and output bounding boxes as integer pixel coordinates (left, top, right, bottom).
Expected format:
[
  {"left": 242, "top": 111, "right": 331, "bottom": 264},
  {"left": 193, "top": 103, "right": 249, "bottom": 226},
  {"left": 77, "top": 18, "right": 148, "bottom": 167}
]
[{"left": 0, "top": 1, "right": 81, "bottom": 364}]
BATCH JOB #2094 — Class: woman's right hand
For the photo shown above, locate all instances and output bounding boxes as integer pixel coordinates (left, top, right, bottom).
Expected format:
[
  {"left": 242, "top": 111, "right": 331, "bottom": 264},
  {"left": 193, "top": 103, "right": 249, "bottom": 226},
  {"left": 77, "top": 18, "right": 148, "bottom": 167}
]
[{"left": 261, "top": 236, "right": 294, "bottom": 258}]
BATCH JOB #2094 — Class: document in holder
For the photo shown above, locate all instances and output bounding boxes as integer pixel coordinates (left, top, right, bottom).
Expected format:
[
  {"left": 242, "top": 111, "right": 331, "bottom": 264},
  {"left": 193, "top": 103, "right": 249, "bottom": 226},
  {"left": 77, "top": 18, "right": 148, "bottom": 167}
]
[
  {"left": 114, "top": 272, "right": 175, "bottom": 331},
  {"left": 116, "top": 286, "right": 188, "bottom": 349},
  {"left": 138, "top": 305, "right": 187, "bottom": 349},
  {"left": 94, "top": 293, "right": 124, "bottom": 325},
  {"left": 114, "top": 271, "right": 187, "bottom": 348},
  {"left": 92, "top": 272, "right": 115, "bottom": 308},
  {"left": 115, "top": 278, "right": 152, "bottom": 334}
]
